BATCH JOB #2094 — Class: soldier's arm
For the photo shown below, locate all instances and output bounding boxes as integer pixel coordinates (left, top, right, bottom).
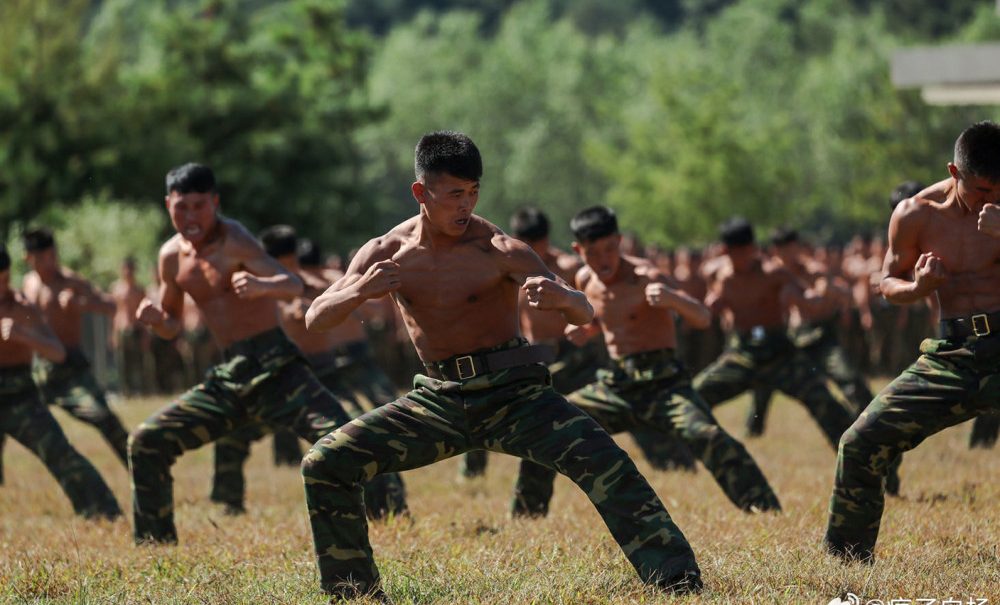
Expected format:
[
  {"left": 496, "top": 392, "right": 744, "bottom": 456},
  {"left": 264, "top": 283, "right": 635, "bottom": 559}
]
[
  {"left": 136, "top": 243, "right": 184, "bottom": 340},
  {"left": 644, "top": 266, "right": 711, "bottom": 329},
  {"left": 307, "top": 237, "right": 399, "bottom": 332},
  {"left": 7, "top": 303, "right": 66, "bottom": 362},
  {"left": 880, "top": 200, "right": 945, "bottom": 304},
  {"left": 69, "top": 276, "right": 116, "bottom": 315},
  {"left": 497, "top": 234, "right": 593, "bottom": 326},
  {"left": 229, "top": 222, "right": 303, "bottom": 300}
]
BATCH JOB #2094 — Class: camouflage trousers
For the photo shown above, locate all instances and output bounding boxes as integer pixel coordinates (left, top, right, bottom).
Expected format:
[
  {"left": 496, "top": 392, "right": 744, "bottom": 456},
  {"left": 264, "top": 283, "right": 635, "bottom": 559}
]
[
  {"left": 0, "top": 365, "right": 121, "bottom": 519},
  {"left": 693, "top": 329, "right": 855, "bottom": 450},
  {"left": 825, "top": 336, "right": 1000, "bottom": 561},
  {"left": 116, "top": 326, "right": 149, "bottom": 397},
  {"left": 129, "top": 328, "right": 351, "bottom": 543},
  {"left": 459, "top": 337, "right": 607, "bottom": 478},
  {"left": 460, "top": 339, "right": 696, "bottom": 477},
  {"left": 302, "top": 339, "right": 700, "bottom": 596},
  {"left": 34, "top": 348, "right": 130, "bottom": 466},
  {"left": 746, "top": 318, "right": 873, "bottom": 436},
  {"left": 211, "top": 341, "right": 407, "bottom": 518},
  {"left": 512, "top": 348, "right": 780, "bottom": 517}
]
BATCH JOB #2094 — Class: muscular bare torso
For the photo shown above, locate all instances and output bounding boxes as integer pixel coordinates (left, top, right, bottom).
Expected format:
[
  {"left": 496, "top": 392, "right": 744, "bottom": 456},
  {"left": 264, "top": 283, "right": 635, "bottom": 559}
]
[
  {"left": 161, "top": 220, "right": 281, "bottom": 349},
  {"left": 0, "top": 293, "right": 40, "bottom": 367},
  {"left": 893, "top": 181, "right": 1000, "bottom": 317},
  {"left": 710, "top": 260, "right": 790, "bottom": 332},
  {"left": 23, "top": 271, "right": 94, "bottom": 348},
  {"left": 581, "top": 255, "right": 677, "bottom": 358},
  {"left": 369, "top": 217, "right": 523, "bottom": 362}
]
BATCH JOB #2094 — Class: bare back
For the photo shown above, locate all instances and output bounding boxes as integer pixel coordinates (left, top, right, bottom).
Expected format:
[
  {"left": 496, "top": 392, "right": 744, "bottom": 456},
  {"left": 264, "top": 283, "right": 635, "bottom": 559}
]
[
  {"left": 580, "top": 255, "right": 678, "bottom": 359},
  {"left": 159, "top": 218, "right": 282, "bottom": 349}
]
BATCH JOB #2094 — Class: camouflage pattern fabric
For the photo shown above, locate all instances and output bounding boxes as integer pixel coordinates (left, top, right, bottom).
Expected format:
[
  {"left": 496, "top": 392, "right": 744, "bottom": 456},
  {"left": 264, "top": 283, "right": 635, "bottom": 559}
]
[
  {"left": 459, "top": 338, "right": 609, "bottom": 478},
  {"left": 826, "top": 336, "right": 1000, "bottom": 561},
  {"left": 512, "top": 348, "right": 780, "bottom": 517},
  {"left": 1, "top": 365, "right": 121, "bottom": 519},
  {"left": 693, "top": 328, "right": 855, "bottom": 450},
  {"left": 209, "top": 341, "right": 407, "bottom": 519},
  {"left": 116, "top": 326, "right": 149, "bottom": 396},
  {"left": 744, "top": 317, "right": 873, "bottom": 437},
  {"left": 34, "top": 348, "right": 130, "bottom": 466},
  {"left": 302, "top": 338, "right": 701, "bottom": 598},
  {"left": 129, "top": 328, "right": 351, "bottom": 544}
]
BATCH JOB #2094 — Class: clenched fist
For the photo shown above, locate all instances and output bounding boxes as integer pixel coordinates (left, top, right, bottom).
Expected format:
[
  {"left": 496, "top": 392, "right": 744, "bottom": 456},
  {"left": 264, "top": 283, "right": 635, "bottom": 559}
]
[
  {"left": 522, "top": 276, "right": 566, "bottom": 311},
  {"left": 913, "top": 252, "right": 947, "bottom": 294},
  {"left": 231, "top": 271, "right": 268, "bottom": 299},
  {"left": 135, "top": 298, "right": 166, "bottom": 327},
  {"left": 357, "top": 260, "right": 402, "bottom": 299},
  {"left": 644, "top": 283, "right": 677, "bottom": 308},
  {"left": 978, "top": 203, "right": 1000, "bottom": 238}
]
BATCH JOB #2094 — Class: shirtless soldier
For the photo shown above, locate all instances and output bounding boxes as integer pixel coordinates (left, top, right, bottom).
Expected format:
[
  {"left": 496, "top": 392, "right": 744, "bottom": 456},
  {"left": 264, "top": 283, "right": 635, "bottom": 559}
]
[
  {"left": 128, "top": 163, "right": 351, "bottom": 544},
  {"left": 302, "top": 132, "right": 702, "bottom": 599},
  {"left": 511, "top": 206, "right": 780, "bottom": 518},
  {"left": 693, "top": 218, "right": 855, "bottom": 452},
  {"left": 0, "top": 244, "right": 121, "bottom": 519},
  {"left": 826, "top": 121, "right": 1000, "bottom": 561},
  {"left": 22, "top": 228, "right": 131, "bottom": 466},
  {"left": 210, "top": 225, "right": 406, "bottom": 518},
  {"left": 111, "top": 257, "right": 149, "bottom": 396}
]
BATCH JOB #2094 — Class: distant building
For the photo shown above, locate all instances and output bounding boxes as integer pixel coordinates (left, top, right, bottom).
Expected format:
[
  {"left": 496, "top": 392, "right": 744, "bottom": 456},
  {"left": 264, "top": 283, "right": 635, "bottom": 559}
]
[{"left": 891, "top": 1, "right": 1000, "bottom": 105}]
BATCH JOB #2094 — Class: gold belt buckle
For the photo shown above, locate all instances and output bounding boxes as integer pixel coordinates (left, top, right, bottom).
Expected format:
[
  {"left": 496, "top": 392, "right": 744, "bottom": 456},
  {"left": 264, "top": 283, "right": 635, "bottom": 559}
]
[
  {"left": 972, "top": 314, "right": 991, "bottom": 337},
  {"left": 455, "top": 355, "right": 476, "bottom": 380}
]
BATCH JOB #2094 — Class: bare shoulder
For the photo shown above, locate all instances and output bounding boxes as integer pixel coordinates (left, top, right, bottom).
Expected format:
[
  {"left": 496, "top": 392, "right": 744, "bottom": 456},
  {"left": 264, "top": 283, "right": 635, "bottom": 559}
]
[
  {"left": 159, "top": 234, "right": 183, "bottom": 260},
  {"left": 220, "top": 217, "right": 266, "bottom": 258},
  {"left": 575, "top": 263, "right": 594, "bottom": 290},
  {"left": 352, "top": 221, "right": 410, "bottom": 268}
]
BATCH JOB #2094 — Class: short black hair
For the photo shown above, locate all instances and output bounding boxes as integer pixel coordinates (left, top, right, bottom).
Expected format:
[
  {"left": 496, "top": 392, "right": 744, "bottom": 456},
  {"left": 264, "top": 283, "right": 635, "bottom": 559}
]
[
  {"left": 770, "top": 227, "right": 799, "bottom": 247},
  {"left": 720, "top": 217, "right": 755, "bottom": 247},
  {"left": 889, "top": 181, "right": 924, "bottom": 210},
  {"left": 297, "top": 238, "right": 322, "bottom": 268},
  {"left": 570, "top": 206, "right": 619, "bottom": 244},
  {"left": 23, "top": 227, "right": 55, "bottom": 252},
  {"left": 954, "top": 121, "right": 1000, "bottom": 182},
  {"left": 166, "top": 163, "right": 216, "bottom": 195},
  {"left": 258, "top": 225, "right": 298, "bottom": 259},
  {"left": 510, "top": 207, "right": 550, "bottom": 242},
  {"left": 0, "top": 244, "right": 10, "bottom": 272},
  {"left": 414, "top": 131, "right": 482, "bottom": 182}
]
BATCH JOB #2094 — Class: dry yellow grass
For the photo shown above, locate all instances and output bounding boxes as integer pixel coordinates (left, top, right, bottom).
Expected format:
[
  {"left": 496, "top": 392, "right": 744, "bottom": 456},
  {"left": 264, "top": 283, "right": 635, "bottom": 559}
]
[{"left": 1, "top": 388, "right": 998, "bottom": 604}]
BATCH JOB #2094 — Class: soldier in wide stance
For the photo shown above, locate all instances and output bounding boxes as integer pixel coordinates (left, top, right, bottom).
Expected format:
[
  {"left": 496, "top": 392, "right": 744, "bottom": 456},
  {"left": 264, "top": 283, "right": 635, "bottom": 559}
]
[
  {"left": 826, "top": 121, "right": 1000, "bottom": 561},
  {"left": 302, "top": 132, "right": 703, "bottom": 599}
]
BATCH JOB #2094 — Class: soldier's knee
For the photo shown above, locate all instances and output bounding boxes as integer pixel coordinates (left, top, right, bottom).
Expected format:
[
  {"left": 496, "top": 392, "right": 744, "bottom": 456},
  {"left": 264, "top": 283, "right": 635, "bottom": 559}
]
[
  {"left": 301, "top": 445, "right": 362, "bottom": 486},
  {"left": 128, "top": 423, "right": 168, "bottom": 459}
]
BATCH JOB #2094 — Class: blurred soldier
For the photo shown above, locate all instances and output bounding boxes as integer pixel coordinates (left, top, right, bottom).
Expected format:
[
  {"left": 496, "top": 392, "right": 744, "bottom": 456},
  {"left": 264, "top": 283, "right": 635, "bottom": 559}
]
[
  {"left": 692, "top": 218, "right": 855, "bottom": 455},
  {"left": 0, "top": 243, "right": 121, "bottom": 519},
  {"left": 22, "top": 228, "right": 130, "bottom": 467},
  {"left": 128, "top": 163, "right": 351, "bottom": 544},
  {"left": 210, "top": 226, "right": 407, "bottom": 518},
  {"left": 111, "top": 256, "right": 149, "bottom": 396},
  {"left": 512, "top": 206, "right": 780, "bottom": 518},
  {"left": 303, "top": 132, "right": 703, "bottom": 598},
  {"left": 826, "top": 122, "right": 1000, "bottom": 562}
]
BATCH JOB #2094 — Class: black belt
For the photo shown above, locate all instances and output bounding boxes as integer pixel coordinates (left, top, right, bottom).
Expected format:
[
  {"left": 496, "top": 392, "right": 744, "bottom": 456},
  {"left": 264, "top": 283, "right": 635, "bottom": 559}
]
[
  {"left": 939, "top": 311, "right": 1000, "bottom": 340},
  {"left": 425, "top": 344, "right": 555, "bottom": 381}
]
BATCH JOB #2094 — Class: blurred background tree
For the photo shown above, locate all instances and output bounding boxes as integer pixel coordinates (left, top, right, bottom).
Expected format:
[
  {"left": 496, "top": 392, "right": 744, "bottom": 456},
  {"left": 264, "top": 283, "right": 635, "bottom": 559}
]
[{"left": 2, "top": 0, "right": 1000, "bottom": 280}]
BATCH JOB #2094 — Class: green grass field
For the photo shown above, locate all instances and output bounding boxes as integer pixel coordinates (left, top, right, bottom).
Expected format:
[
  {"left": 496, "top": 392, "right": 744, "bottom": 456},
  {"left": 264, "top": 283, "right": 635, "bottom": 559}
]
[{"left": 1, "top": 389, "right": 997, "bottom": 604}]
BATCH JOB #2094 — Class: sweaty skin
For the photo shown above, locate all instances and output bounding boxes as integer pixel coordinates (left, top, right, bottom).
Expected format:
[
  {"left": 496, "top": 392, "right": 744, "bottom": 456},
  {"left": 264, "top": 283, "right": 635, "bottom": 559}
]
[
  {"left": 138, "top": 214, "right": 303, "bottom": 348},
  {"left": 882, "top": 176, "right": 1000, "bottom": 317},
  {"left": 705, "top": 248, "right": 811, "bottom": 333},
  {"left": 23, "top": 255, "right": 115, "bottom": 349},
  {"left": 568, "top": 252, "right": 710, "bottom": 359},
  {"left": 306, "top": 174, "right": 592, "bottom": 360},
  {"left": 1, "top": 273, "right": 66, "bottom": 366}
]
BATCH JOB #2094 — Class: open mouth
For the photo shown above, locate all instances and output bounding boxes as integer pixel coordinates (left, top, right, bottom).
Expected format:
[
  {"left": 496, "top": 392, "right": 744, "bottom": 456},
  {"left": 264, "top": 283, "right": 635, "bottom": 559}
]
[
  {"left": 455, "top": 218, "right": 469, "bottom": 226},
  {"left": 183, "top": 225, "right": 202, "bottom": 237}
]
